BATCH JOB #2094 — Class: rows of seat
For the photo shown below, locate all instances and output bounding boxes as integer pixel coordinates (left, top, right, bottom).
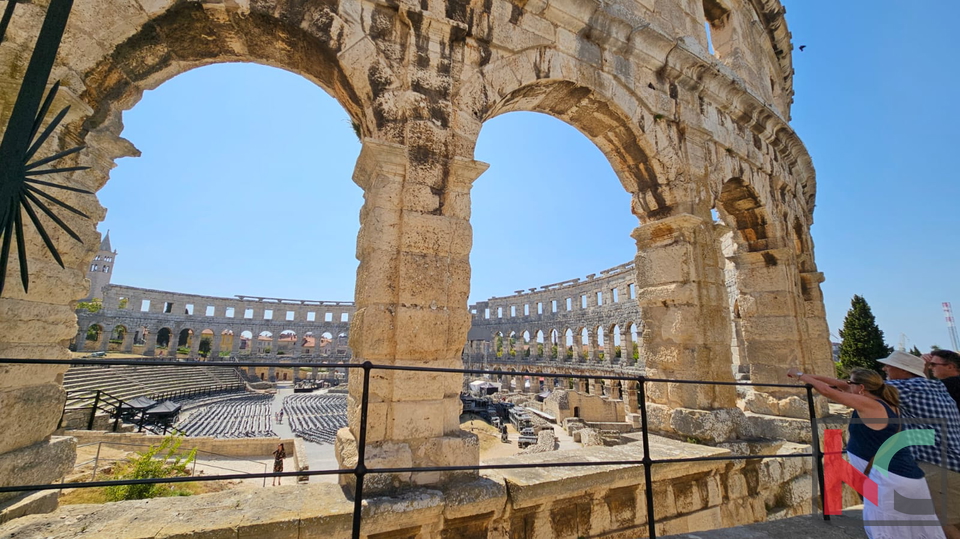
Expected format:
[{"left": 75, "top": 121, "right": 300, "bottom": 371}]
[
  {"left": 175, "top": 395, "right": 276, "bottom": 438},
  {"left": 63, "top": 364, "right": 244, "bottom": 405},
  {"left": 283, "top": 394, "right": 347, "bottom": 445}
]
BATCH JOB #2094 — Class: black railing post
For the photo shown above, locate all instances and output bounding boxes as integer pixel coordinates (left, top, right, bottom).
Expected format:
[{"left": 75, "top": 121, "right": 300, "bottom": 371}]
[
  {"left": 351, "top": 361, "right": 372, "bottom": 539},
  {"left": 806, "top": 384, "right": 828, "bottom": 521},
  {"left": 88, "top": 390, "right": 100, "bottom": 430},
  {"left": 637, "top": 376, "right": 656, "bottom": 539},
  {"left": 112, "top": 403, "right": 120, "bottom": 432}
]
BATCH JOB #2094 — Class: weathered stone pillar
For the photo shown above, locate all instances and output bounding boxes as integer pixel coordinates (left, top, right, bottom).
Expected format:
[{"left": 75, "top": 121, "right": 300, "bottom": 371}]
[
  {"left": 591, "top": 378, "right": 603, "bottom": 396},
  {"left": 632, "top": 214, "right": 741, "bottom": 442},
  {"left": 210, "top": 330, "right": 222, "bottom": 358},
  {"left": 622, "top": 330, "right": 635, "bottom": 367},
  {"left": 143, "top": 328, "right": 157, "bottom": 357},
  {"left": 120, "top": 330, "right": 135, "bottom": 353},
  {"left": 729, "top": 249, "right": 806, "bottom": 392},
  {"left": 609, "top": 380, "right": 621, "bottom": 400},
  {"left": 230, "top": 332, "right": 241, "bottom": 357},
  {"left": 632, "top": 214, "right": 736, "bottom": 408},
  {"left": 189, "top": 332, "right": 202, "bottom": 358},
  {"left": 577, "top": 378, "right": 588, "bottom": 393},
  {"left": 623, "top": 381, "right": 639, "bottom": 414},
  {"left": 269, "top": 333, "right": 279, "bottom": 356},
  {"left": 293, "top": 333, "right": 302, "bottom": 358},
  {"left": 335, "top": 139, "right": 485, "bottom": 494},
  {"left": 587, "top": 329, "right": 598, "bottom": 361}
]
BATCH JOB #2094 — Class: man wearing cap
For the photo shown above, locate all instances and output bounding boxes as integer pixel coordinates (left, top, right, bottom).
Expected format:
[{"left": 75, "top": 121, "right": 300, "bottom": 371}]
[
  {"left": 879, "top": 350, "right": 960, "bottom": 539},
  {"left": 923, "top": 350, "right": 960, "bottom": 412}
]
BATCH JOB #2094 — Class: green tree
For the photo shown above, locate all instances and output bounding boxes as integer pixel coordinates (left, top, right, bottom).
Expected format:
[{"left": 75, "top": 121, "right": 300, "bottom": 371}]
[
  {"left": 118, "top": 297, "right": 129, "bottom": 309},
  {"left": 105, "top": 435, "right": 196, "bottom": 501},
  {"left": 77, "top": 298, "right": 102, "bottom": 313},
  {"left": 838, "top": 295, "right": 892, "bottom": 375},
  {"left": 198, "top": 337, "right": 212, "bottom": 358},
  {"left": 909, "top": 345, "right": 923, "bottom": 357}
]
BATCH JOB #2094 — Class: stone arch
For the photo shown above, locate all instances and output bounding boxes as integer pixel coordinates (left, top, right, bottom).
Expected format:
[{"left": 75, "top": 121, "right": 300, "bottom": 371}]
[
  {"left": 716, "top": 177, "right": 772, "bottom": 252},
  {"left": 457, "top": 51, "right": 676, "bottom": 221},
  {"left": 83, "top": 323, "right": 104, "bottom": 351},
  {"left": 156, "top": 326, "right": 176, "bottom": 350},
  {"left": 74, "top": 2, "right": 369, "bottom": 147}
]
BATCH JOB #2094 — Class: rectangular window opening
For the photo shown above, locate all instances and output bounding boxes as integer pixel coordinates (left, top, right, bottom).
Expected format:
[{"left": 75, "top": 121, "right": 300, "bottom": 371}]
[
  {"left": 497, "top": 307, "right": 503, "bottom": 319},
  {"left": 537, "top": 302, "right": 543, "bottom": 315},
  {"left": 523, "top": 304, "right": 530, "bottom": 316},
  {"left": 324, "top": 312, "right": 333, "bottom": 322},
  {"left": 552, "top": 300, "right": 558, "bottom": 313},
  {"left": 205, "top": 305, "right": 215, "bottom": 316},
  {"left": 225, "top": 307, "right": 235, "bottom": 318},
  {"left": 264, "top": 309, "right": 273, "bottom": 320},
  {"left": 286, "top": 311, "right": 295, "bottom": 321},
  {"left": 185, "top": 304, "right": 194, "bottom": 315},
  {"left": 581, "top": 295, "right": 587, "bottom": 309},
  {"left": 565, "top": 298, "right": 572, "bottom": 311},
  {"left": 629, "top": 283, "right": 636, "bottom": 299},
  {"left": 484, "top": 308, "right": 490, "bottom": 319},
  {"left": 596, "top": 292, "right": 603, "bottom": 306},
  {"left": 244, "top": 308, "right": 254, "bottom": 319},
  {"left": 307, "top": 312, "right": 316, "bottom": 322},
  {"left": 612, "top": 288, "right": 619, "bottom": 303},
  {"left": 140, "top": 299, "right": 151, "bottom": 312},
  {"left": 341, "top": 313, "right": 349, "bottom": 322},
  {"left": 163, "top": 302, "right": 173, "bottom": 314},
  {"left": 510, "top": 305, "right": 516, "bottom": 317}
]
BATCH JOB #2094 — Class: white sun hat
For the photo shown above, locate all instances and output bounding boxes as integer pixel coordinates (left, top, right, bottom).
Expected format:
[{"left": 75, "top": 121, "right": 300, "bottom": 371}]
[{"left": 877, "top": 350, "right": 927, "bottom": 378}]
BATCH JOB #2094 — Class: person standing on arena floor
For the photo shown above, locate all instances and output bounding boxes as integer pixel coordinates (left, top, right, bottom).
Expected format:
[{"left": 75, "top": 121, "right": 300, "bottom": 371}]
[
  {"left": 271, "top": 443, "right": 286, "bottom": 486},
  {"left": 923, "top": 349, "right": 960, "bottom": 411},
  {"left": 880, "top": 350, "right": 960, "bottom": 539}
]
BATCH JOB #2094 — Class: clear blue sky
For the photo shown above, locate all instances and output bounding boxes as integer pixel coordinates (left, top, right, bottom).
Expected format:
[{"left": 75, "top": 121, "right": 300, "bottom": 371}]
[{"left": 96, "top": 0, "right": 959, "bottom": 353}]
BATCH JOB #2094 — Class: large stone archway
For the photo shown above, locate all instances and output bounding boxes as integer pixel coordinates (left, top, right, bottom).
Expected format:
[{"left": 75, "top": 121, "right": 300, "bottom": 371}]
[{"left": 0, "top": 0, "right": 832, "bottom": 528}]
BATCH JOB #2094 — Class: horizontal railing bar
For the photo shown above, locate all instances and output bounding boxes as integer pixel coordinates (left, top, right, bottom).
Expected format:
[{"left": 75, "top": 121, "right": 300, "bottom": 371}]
[
  {"left": 1, "top": 451, "right": 816, "bottom": 494},
  {"left": 5, "top": 358, "right": 808, "bottom": 389}
]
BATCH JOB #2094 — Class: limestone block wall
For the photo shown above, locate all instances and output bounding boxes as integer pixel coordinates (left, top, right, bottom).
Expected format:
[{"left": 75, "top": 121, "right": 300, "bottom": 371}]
[
  {"left": 467, "top": 262, "right": 643, "bottom": 366},
  {"left": 0, "top": 439, "right": 816, "bottom": 538},
  {"left": 76, "top": 284, "right": 354, "bottom": 358},
  {"left": 544, "top": 389, "right": 626, "bottom": 424}
]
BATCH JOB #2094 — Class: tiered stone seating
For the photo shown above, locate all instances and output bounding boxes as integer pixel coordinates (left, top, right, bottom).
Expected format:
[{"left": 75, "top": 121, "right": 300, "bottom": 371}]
[{"left": 63, "top": 364, "right": 244, "bottom": 405}]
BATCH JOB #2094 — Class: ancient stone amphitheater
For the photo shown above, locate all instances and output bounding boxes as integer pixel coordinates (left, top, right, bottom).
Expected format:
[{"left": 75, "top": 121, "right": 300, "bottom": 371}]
[{"left": 0, "top": 0, "right": 835, "bottom": 535}]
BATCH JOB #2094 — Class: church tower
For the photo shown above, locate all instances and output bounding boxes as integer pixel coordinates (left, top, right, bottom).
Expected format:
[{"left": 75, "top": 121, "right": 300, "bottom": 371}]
[{"left": 84, "top": 231, "right": 117, "bottom": 301}]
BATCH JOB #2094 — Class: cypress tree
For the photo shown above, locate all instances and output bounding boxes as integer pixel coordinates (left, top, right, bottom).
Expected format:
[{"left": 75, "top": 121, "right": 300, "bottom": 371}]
[{"left": 838, "top": 295, "right": 892, "bottom": 375}]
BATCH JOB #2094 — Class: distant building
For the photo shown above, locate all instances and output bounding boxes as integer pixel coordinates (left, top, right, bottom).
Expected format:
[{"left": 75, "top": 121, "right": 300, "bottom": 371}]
[
  {"left": 83, "top": 231, "right": 117, "bottom": 301},
  {"left": 831, "top": 342, "right": 841, "bottom": 363}
]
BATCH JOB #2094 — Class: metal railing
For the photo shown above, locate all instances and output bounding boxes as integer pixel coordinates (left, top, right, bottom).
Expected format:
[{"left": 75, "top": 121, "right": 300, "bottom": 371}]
[{"left": 2, "top": 358, "right": 828, "bottom": 539}]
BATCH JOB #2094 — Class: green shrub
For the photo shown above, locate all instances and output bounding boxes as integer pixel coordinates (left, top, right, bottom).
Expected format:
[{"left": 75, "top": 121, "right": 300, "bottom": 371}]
[
  {"left": 105, "top": 436, "right": 196, "bottom": 501},
  {"left": 176, "top": 346, "right": 189, "bottom": 355}
]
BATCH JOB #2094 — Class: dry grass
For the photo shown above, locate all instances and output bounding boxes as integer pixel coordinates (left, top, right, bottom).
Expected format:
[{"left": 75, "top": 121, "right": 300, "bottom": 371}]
[
  {"left": 461, "top": 417, "right": 503, "bottom": 454},
  {"left": 59, "top": 479, "right": 231, "bottom": 505}
]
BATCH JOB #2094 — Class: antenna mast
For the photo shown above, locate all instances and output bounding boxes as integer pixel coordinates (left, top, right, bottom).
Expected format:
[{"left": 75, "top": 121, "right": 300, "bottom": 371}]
[{"left": 943, "top": 302, "right": 960, "bottom": 351}]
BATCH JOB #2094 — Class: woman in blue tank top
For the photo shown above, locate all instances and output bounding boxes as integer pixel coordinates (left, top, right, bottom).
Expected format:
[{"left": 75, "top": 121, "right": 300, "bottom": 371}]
[{"left": 788, "top": 367, "right": 944, "bottom": 538}]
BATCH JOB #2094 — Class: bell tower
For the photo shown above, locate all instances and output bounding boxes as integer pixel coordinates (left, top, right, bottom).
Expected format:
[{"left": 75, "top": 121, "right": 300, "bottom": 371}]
[{"left": 83, "top": 230, "right": 117, "bottom": 301}]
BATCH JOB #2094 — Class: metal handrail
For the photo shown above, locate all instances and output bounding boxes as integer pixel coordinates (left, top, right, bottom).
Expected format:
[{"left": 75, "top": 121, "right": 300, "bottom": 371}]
[{"left": 0, "top": 357, "right": 828, "bottom": 539}]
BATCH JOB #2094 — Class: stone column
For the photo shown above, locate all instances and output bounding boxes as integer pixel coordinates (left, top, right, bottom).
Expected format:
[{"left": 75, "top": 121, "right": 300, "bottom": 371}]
[
  {"left": 189, "top": 332, "right": 202, "bottom": 358},
  {"left": 632, "top": 214, "right": 740, "bottom": 442},
  {"left": 335, "top": 139, "right": 486, "bottom": 494},
  {"left": 729, "top": 248, "right": 808, "bottom": 395},
  {"left": 231, "top": 332, "right": 241, "bottom": 357},
  {"left": 120, "top": 330, "right": 135, "bottom": 353},
  {"left": 609, "top": 380, "right": 621, "bottom": 400},
  {"left": 210, "top": 331, "right": 222, "bottom": 358},
  {"left": 270, "top": 332, "right": 279, "bottom": 357},
  {"left": 293, "top": 333, "right": 303, "bottom": 358},
  {"left": 587, "top": 329, "right": 598, "bottom": 362},
  {"left": 622, "top": 329, "right": 635, "bottom": 367},
  {"left": 623, "top": 381, "right": 639, "bottom": 414},
  {"left": 143, "top": 328, "right": 158, "bottom": 357},
  {"left": 591, "top": 378, "right": 603, "bottom": 396},
  {"left": 577, "top": 379, "right": 588, "bottom": 393}
]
